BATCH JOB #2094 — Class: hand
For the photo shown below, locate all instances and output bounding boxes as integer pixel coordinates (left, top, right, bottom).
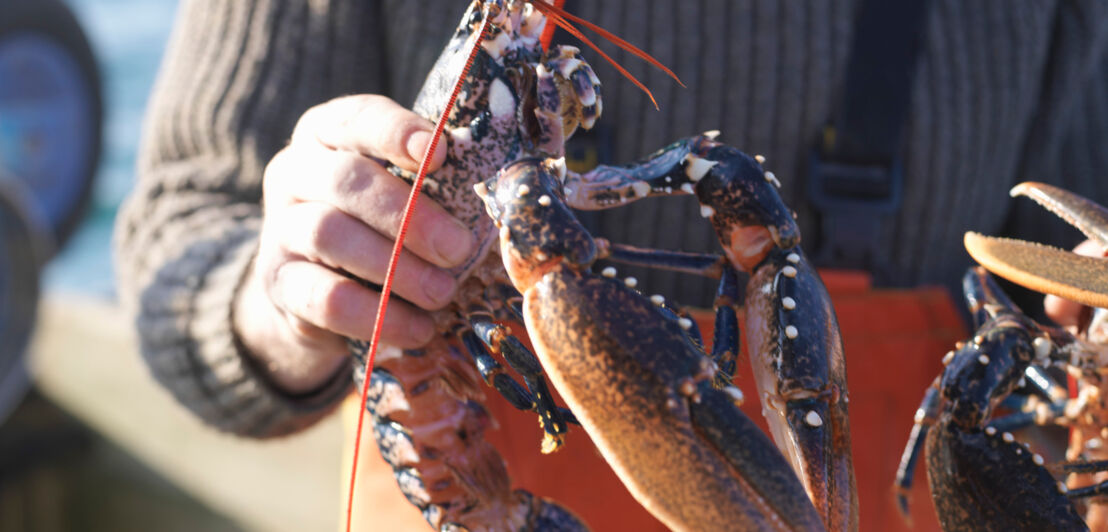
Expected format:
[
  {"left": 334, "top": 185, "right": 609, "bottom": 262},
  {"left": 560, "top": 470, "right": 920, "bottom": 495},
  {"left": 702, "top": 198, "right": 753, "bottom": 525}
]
[
  {"left": 234, "top": 95, "right": 473, "bottom": 393},
  {"left": 1043, "top": 239, "right": 1107, "bottom": 328}
]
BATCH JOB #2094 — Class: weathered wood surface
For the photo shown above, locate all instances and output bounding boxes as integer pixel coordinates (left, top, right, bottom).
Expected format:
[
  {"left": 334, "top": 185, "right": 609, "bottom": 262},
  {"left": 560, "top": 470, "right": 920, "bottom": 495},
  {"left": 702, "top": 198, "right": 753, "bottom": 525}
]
[{"left": 27, "top": 294, "right": 343, "bottom": 532}]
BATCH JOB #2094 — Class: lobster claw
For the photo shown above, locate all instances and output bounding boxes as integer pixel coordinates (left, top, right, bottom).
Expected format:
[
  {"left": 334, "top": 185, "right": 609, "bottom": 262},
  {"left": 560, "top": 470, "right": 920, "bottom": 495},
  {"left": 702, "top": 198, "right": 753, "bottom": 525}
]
[
  {"left": 480, "top": 156, "right": 828, "bottom": 531},
  {"left": 693, "top": 146, "right": 857, "bottom": 530},
  {"left": 965, "top": 182, "right": 1108, "bottom": 308}
]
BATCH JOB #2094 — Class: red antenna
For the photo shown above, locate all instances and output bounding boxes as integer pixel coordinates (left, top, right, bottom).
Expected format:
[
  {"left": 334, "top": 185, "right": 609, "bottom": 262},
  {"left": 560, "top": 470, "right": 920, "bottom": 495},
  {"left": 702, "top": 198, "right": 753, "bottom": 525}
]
[
  {"left": 345, "top": 3, "right": 681, "bottom": 530},
  {"left": 538, "top": 0, "right": 565, "bottom": 49},
  {"left": 344, "top": 13, "right": 491, "bottom": 532}
]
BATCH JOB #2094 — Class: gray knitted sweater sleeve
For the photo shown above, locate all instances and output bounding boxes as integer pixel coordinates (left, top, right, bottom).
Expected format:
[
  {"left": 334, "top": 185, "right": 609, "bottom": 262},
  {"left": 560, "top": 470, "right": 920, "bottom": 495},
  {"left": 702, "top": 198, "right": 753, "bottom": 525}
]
[
  {"left": 116, "top": 0, "right": 1108, "bottom": 437},
  {"left": 114, "top": 0, "right": 386, "bottom": 437}
]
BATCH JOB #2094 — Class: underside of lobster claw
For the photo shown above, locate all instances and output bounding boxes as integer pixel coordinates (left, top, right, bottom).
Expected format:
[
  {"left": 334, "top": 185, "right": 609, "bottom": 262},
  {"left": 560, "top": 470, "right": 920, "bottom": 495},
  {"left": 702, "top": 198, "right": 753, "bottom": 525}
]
[
  {"left": 695, "top": 146, "right": 801, "bottom": 273},
  {"left": 965, "top": 182, "right": 1108, "bottom": 308}
]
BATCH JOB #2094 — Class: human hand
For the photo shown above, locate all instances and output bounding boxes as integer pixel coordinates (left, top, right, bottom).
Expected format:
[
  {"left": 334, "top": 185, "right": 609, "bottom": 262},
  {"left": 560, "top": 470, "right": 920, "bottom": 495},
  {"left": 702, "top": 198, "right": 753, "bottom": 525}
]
[
  {"left": 1043, "top": 239, "right": 1107, "bottom": 329},
  {"left": 234, "top": 95, "right": 473, "bottom": 393}
]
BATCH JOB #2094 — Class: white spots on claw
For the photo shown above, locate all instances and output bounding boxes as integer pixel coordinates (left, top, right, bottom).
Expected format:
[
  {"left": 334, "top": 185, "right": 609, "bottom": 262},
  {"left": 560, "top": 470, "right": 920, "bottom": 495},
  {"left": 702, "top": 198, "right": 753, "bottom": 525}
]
[
  {"left": 631, "top": 181, "right": 652, "bottom": 198},
  {"left": 535, "top": 251, "right": 548, "bottom": 261},
  {"left": 624, "top": 277, "right": 638, "bottom": 288},
  {"left": 985, "top": 426, "right": 997, "bottom": 436},
  {"left": 558, "top": 57, "right": 584, "bottom": 79},
  {"left": 517, "top": 184, "right": 531, "bottom": 197},
  {"left": 723, "top": 385, "right": 744, "bottom": 406},
  {"left": 678, "top": 378, "right": 697, "bottom": 397},
  {"left": 664, "top": 176, "right": 672, "bottom": 183},
  {"left": 549, "top": 157, "right": 567, "bottom": 181},
  {"left": 783, "top": 266, "right": 798, "bottom": 278},
  {"left": 764, "top": 171, "right": 781, "bottom": 188},
  {"left": 488, "top": 78, "right": 515, "bottom": 118},
  {"left": 754, "top": 154, "right": 766, "bottom": 164},
  {"left": 785, "top": 325, "right": 799, "bottom": 339},
  {"left": 914, "top": 409, "right": 925, "bottom": 424},
  {"left": 805, "top": 411, "right": 823, "bottom": 427},
  {"left": 1033, "top": 454, "right": 1044, "bottom": 466},
  {"left": 684, "top": 155, "right": 719, "bottom": 182},
  {"left": 782, "top": 297, "right": 797, "bottom": 310},
  {"left": 1059, "top": 482, "right": 1069, "bottom": 494},
  {"left": 703, "top": 130, "right": 721, "bottom": 140},
  {"left": 700, "top": 205, "right": 716, "bottom": 218},
  {"left": 1002, "top": 432, "right": 1014, "bottom": 443},
  {"left": 665, "top": 398, "right": 678, "bottom": 410},
  {"left": 942, "top": 350, "right": 955, "bottom": 366},
  {"left": 601, "top": 266, "right": 617, "bottom": 278},
  {"left": 650, "top": 294, "right": 665, "bottom": 306},
  {"left": 538, "top": 194, "right": 552, "bottom": 206},
  {"left": 680, "top": 183, "right": 695, "bottom": 194},
  {"left": 1033, "top": 337, "right": 1052, "bottom": 360},
  {"left": 678, "top": 318, "right": 693, "bottom": 330},
  {"left": 786, "top": 253, "right": 800, "bottom": 264},
  {"left": 978, "top": 354, "right": 990, "bottom": 365}
]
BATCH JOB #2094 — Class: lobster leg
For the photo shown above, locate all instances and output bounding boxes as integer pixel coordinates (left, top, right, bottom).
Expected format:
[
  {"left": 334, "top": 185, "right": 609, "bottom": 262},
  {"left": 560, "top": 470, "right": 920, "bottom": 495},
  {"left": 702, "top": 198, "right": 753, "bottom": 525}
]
[
  {"left": 458, "top": 326, "right": 579, "bottom": 448},
  {"left": 599, "top": 242, "right": 725, "bottom": 279},
  {"left": 710, "top": 265, "right": 742, "bottom": 387},
  {"left": 468, "top": 311, "right": 574, "bottom": 453},
  {"left": 895, "top": 379, "right": 941, "bottom": 518}
]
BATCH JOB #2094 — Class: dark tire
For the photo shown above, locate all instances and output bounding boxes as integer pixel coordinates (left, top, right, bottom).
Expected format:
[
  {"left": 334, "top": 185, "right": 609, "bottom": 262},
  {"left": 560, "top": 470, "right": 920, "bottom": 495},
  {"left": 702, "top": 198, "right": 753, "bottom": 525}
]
[
  {"left": 0, "top": 0, "right": 103, "bottom": 250},
  {"left": 0, "top": 176, "right": 49, "bottom": 423}
]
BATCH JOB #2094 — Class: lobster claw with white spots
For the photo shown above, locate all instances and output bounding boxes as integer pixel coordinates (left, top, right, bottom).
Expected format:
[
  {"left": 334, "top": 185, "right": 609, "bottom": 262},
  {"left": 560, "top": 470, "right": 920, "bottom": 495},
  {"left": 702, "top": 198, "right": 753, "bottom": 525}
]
[
  {"left": 479, "top": 158, "right": 830, "bottom": 531},
  {"left": 694, "top": 147, "right": 858, "bottom": 531}
]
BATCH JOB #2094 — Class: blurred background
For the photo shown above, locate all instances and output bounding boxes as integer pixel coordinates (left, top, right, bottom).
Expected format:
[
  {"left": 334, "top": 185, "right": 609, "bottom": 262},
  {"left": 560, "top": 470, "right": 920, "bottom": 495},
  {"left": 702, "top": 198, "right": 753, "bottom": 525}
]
[{"left": 0, "top": 1, "right": 341, "bottom": 530}]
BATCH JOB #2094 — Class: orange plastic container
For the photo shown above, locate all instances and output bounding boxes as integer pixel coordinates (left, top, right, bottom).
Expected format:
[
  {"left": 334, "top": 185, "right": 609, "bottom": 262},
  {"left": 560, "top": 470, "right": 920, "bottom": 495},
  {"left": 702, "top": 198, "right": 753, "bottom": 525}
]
[{"left": 345, "top": 270, "right": 966, "bottom": 531}]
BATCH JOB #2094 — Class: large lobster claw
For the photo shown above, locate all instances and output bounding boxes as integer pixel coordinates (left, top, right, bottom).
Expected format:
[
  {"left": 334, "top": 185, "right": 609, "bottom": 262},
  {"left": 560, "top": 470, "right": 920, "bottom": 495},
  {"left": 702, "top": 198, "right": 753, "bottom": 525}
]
[
  {"left": 696, "top": 146, "right": 858, "bottom": 531},
  {"left": 965, "top": 182, "right": 1108, "bottom": 308},
  {"left": 479, "top": 158, "right": 827, "bottom": 531}
]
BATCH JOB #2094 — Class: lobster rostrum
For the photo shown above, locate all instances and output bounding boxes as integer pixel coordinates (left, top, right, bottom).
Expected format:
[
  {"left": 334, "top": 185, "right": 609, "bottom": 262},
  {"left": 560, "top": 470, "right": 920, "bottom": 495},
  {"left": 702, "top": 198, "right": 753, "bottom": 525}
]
[
  {"left": 895, "top": 183, "right": 1108, "bottom": 531},
  {"left": 349, "top": 1, "right": 856, "bottom": 530}
]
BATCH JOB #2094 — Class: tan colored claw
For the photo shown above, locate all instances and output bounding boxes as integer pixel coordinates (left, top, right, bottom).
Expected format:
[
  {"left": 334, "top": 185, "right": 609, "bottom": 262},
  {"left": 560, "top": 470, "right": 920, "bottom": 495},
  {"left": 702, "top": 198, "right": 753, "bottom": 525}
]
[{"left": 965, "top": 182, "right": 1108, "bottom": 309}]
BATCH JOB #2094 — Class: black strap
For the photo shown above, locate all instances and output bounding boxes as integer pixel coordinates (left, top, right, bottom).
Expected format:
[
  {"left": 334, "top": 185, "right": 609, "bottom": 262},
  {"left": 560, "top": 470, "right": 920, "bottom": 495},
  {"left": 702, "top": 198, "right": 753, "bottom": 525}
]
[{"left": 809, "top": 0, "right": 931, "bottom": 277}]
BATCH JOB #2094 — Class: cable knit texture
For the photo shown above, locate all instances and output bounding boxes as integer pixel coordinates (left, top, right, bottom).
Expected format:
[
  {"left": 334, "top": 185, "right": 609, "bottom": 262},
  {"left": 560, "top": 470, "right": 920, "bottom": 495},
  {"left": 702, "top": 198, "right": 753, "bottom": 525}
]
[{"left": 115, "top": 0, "right": 1108, "bottom": 436}]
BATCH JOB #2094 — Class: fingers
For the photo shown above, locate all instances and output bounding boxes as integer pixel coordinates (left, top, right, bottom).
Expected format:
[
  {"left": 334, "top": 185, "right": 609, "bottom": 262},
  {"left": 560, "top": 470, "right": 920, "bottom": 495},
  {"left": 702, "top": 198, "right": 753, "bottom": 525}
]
[
  {"left": 1044, "top": 239, "right": 1107, "bottom": 327},
  {"left": 294, "top": 94, "right": 447, "bottom": 172},
  {"left": 270, "top": 260, "right": 436, "bottom": 349},
  {"left": 267, "top": 137, "right": 474, "bottom": 269},
  {"left": 273, "top": 202, "right": 457, "bottom": 310}
]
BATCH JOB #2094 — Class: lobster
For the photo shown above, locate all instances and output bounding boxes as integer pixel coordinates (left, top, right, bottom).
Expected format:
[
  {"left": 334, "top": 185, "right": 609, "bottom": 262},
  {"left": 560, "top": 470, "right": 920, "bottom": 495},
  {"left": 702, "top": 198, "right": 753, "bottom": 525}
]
[
  {"left": 347, "top": 1, "right": 856, "bottom": 529},
  {"left": 895, "top": 182, "right": 1108, "bottom": 530}
]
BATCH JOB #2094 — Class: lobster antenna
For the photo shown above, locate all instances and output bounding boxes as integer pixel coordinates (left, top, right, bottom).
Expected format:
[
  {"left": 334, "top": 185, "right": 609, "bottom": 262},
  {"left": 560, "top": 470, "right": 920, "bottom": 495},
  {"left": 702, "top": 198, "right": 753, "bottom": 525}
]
[
  {"left": 531, "top": 0, "right": 684, "bottom": 109},
  {"left": 344, "top": 14, "right": 492, "bottom": 532},
  {"left": 538, "top": 0, "right": 565, "bottom": 49},
  {"left": 533, "top": 0, "right": 684, "bottom": 87}
]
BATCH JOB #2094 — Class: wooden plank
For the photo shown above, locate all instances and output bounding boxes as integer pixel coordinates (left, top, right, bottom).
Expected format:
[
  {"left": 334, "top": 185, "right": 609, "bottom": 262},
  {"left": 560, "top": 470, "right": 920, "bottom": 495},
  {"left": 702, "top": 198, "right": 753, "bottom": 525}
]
[{"left": 27, "top": 294, "right": 342, "bottom": 532}]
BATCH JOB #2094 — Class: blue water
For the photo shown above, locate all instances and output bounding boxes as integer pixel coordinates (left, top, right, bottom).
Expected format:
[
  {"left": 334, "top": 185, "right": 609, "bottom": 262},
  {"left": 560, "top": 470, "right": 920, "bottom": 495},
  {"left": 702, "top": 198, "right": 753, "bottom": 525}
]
[{"left": 42, "top": 0, "right": 179, "bottom": 298}]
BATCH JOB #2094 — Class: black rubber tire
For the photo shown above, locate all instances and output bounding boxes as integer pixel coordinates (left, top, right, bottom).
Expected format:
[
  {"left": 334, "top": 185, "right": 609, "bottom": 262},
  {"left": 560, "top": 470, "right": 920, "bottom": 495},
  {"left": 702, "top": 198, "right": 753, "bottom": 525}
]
[
  {"left": 0, "top": 176, "right": 49, "bottom": 423},
  {"left": 0, "top": 0, "right": 103, "bottom": 250}
]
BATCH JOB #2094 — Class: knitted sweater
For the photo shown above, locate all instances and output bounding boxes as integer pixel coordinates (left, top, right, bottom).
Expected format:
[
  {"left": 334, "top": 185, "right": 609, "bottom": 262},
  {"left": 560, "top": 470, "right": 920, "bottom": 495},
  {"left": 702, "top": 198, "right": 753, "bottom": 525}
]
[{"left": 116, "top": 0, "right": 1108, "bottom": 437}]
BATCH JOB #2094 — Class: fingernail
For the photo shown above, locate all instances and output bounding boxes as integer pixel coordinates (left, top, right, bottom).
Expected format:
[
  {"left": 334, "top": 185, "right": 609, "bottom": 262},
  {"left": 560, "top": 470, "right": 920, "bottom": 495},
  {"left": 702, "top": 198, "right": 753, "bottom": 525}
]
[
  {"left": 407, "top": 130, "right": 439, "bottom": 164},
  {"left": 433, "top": 218, "right": 475, "bottom": 266},
  {"left": 423, "top": 268, "right": 456, "bottom": 306}
]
